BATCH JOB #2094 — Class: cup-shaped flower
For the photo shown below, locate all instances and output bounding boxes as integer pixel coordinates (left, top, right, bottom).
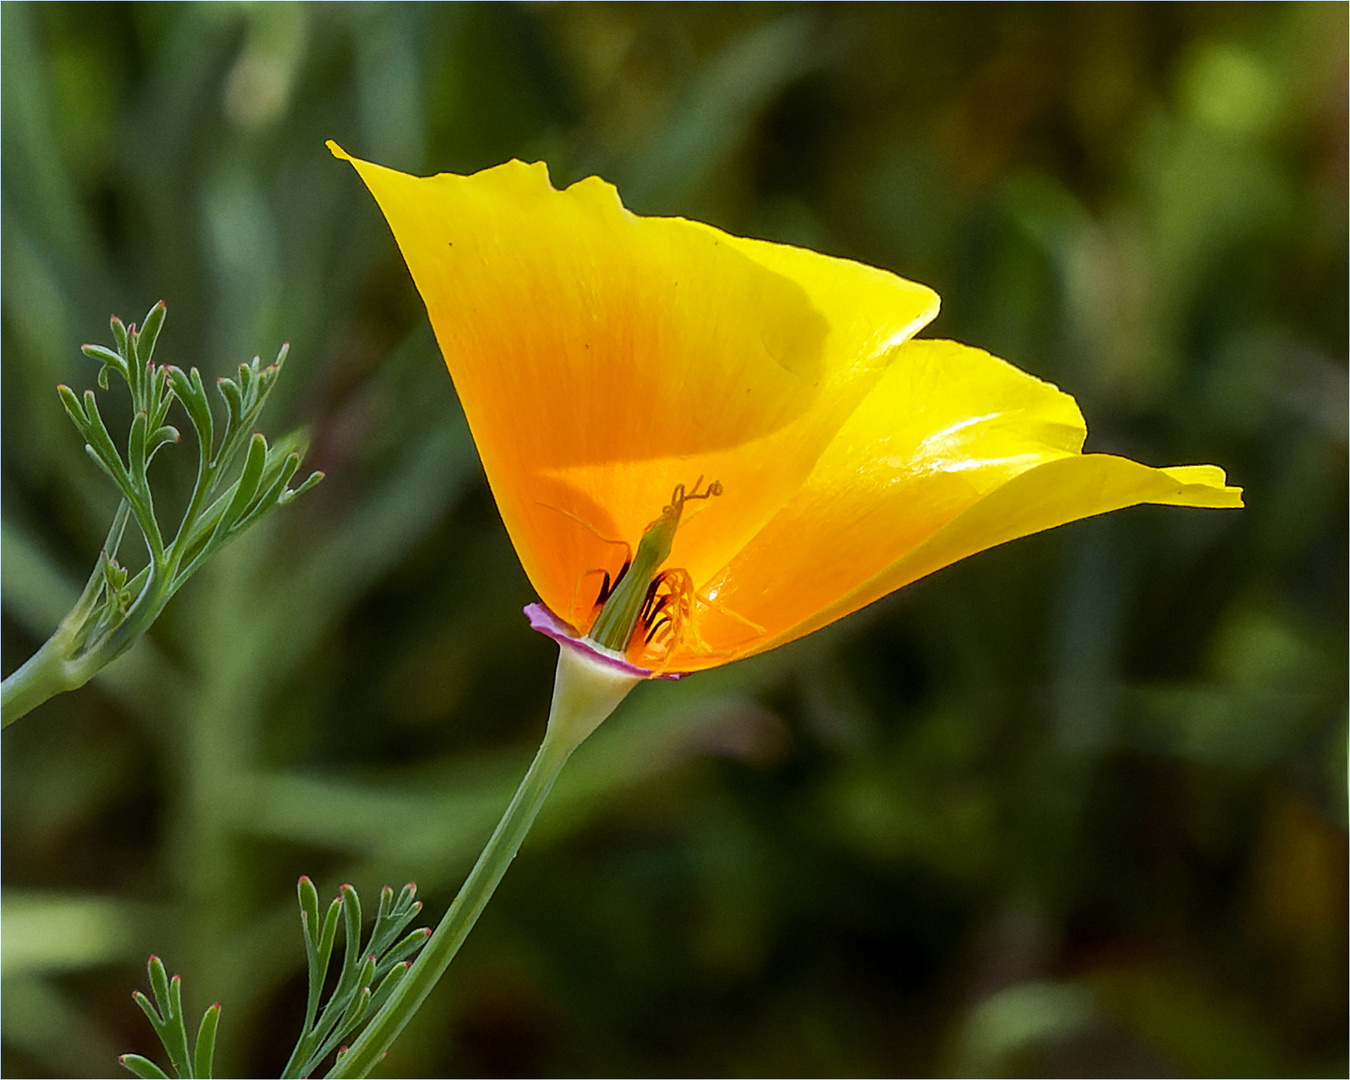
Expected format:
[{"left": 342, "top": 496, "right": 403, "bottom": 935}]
[{"left": 331, "top": 143, "right": 1241, "bottom": 678}]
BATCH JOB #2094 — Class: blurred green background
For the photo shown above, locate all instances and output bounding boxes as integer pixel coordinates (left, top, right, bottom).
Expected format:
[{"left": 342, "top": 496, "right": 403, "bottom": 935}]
[{"left": 2, "top": 2, "right": 1345, "bottom": 1077}]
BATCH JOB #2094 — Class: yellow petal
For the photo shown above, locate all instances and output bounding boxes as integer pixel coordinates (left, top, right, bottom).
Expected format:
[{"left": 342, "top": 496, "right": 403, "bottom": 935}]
[
  {"left": 334, "top": 144, "right": 1242, "bottom": 677},
  {"left": 679, "top": 339, "right": 1242, "bottom": 669},
  {"left": 329, "top": 143, "right": 940, "bottom": 629}
]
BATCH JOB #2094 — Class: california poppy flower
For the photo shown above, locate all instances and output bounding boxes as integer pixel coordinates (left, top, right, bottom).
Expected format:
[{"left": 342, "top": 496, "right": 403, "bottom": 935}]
[{"left": 330, "top": 143, "right": 1241, "bottom": 679}]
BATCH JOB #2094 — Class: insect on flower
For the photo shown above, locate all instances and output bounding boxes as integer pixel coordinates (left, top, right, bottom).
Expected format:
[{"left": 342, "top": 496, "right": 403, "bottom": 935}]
[{"left": 330, "top": 142, "right": 1242, "bottom": 679}]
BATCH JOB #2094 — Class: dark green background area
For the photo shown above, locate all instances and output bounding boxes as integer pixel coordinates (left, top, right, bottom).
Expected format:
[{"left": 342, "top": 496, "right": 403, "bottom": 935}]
[{"left": 2, "top": 3, "right": 1345, "bottom": 1077}]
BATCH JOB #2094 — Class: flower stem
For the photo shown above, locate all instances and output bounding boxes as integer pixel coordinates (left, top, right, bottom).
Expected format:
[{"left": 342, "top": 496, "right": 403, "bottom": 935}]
[{"left": 326, "top": 643, "right": 639, "bottom": 1078}]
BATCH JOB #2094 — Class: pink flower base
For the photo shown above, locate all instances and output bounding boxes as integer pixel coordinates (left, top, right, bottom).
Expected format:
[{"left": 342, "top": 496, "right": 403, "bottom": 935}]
[{"left": 523, "top": 604, "right": 682, "bottom": 680}]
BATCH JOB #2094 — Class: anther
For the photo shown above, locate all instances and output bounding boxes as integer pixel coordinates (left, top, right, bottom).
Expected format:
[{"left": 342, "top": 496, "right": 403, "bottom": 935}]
[{"left": 585, "top": 479, "right": 723, "bottom": 656}]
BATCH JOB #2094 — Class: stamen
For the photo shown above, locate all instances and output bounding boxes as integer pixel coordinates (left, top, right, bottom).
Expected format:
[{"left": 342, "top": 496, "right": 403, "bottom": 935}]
[{"left": 584, "top": 479, "right": 721, "bottom": 655}]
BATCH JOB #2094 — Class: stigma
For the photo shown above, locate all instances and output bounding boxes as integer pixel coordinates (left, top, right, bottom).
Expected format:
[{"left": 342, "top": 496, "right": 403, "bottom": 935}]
[{"left": 583, "top": 479, "right": 721, "bottom": 657}]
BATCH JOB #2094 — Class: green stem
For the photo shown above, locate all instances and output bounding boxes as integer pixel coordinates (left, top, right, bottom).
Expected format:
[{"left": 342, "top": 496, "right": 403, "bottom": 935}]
[
  {"left": 326, "top": 644, "right": 639, "bottom": 1078},
  {"left": 1, "top": 629, "right": 83, "bottom": 727},
  {"left": 1, "top": 501, "right": 131, "bottom": 727}
]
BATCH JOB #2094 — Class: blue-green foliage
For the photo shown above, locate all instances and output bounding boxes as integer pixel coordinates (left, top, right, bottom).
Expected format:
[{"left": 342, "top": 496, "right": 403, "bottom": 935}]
[
  {"left": 121, "top": 879, "right": 426, "bottom": 1079},
  {"left": 5, "top": 304, "right": 320, "bottom": 719}
]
